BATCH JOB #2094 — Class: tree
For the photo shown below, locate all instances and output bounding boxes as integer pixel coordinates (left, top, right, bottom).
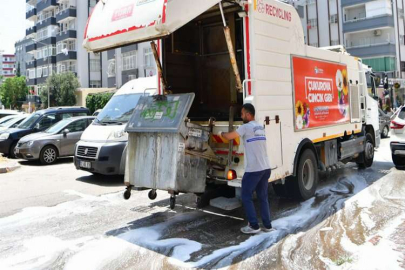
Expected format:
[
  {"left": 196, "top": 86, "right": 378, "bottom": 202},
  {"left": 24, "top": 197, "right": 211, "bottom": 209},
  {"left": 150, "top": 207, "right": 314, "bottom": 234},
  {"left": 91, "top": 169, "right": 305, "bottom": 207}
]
[
  {"left": 16, "top": 63, "right": 21, "bottom": 77},
  {"left": 41, "top": 72, "right": 80, "bottom": 108},
  {"left": 0, "top": 76, "right": 28, "bottom": 109}
]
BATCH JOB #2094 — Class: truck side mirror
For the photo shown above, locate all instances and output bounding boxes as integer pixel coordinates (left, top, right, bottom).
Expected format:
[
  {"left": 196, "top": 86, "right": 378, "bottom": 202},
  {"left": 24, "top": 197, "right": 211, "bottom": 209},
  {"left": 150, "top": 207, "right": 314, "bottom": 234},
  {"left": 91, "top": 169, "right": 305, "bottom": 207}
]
[{"left": 63, "top": 129, "right": 69, "bottom": 137}]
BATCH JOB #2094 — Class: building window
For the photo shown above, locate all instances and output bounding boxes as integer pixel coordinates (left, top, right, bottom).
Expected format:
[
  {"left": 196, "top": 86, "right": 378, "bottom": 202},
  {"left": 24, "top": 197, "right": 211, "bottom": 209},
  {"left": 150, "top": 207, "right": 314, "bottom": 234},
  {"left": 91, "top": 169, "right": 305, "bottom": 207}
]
[
  {"left": 90, "top": 80, "right": 101, "bottom": 88},
  {"left": 36, "top": 67, "right": 43, "bottom": 78},
  {"left": 122, "top": 51, "right": 137, "bottom": 71},
  {"left": 307, "top": 19, "right": 317, "bottom": 29},
  {"left": 90, "top": 59, "right": 101, "bottom": 72},
  {"left": 144, "top": 48, "right": 153, "bottom": 67},
  {"left": 331, "top": 40, "right": 340, "bottom": 46},
  {"left": 107, "top": 59, "right": 116, "bottom": 77},
  {"left": 330, "top": 14, "right": 338, "bottom": 24},
  {"left": 28, "top": 69, "right": 36, "bottom": 79},
  {"left": 43, "top": 66, "right": 49, "bottom": 77}
]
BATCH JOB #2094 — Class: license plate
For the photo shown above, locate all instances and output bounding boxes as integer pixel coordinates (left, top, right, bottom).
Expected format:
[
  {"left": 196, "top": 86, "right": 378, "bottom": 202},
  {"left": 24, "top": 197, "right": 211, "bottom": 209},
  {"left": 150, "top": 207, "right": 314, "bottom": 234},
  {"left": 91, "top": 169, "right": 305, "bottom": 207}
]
[{"left": 80, "top": 161, "right": 91, "bottom": 169}]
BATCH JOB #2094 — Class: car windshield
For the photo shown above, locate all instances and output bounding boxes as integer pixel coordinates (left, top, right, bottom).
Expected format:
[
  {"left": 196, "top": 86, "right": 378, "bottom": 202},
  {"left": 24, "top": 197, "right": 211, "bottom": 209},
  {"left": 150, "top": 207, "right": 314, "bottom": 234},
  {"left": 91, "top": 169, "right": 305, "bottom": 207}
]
[
  {"left": 0, "top": 117, "right": 25, "bottom": 128},
  {"left": 95, "top": 94, "right": 144, "bottom": 124},
  {"left": 0, "top": 116, "right": 15, "bottom": 126},
  {"left": 17, "top": 113, "right": 41, "bottom": 129},
  {"left": 45, "top": 118, "right": 72, "bottom": 133}
]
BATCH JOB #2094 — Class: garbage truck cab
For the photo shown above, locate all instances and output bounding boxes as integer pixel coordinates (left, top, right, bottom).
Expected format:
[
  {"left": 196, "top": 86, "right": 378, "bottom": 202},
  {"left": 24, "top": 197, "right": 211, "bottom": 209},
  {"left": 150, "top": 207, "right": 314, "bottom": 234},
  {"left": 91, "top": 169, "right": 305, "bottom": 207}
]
[
  {"left": 74, "top": 76, "right": 157, "bottom": 175},
  {"left": 83, "top": 0, "right": 379, "bottom": 208}
]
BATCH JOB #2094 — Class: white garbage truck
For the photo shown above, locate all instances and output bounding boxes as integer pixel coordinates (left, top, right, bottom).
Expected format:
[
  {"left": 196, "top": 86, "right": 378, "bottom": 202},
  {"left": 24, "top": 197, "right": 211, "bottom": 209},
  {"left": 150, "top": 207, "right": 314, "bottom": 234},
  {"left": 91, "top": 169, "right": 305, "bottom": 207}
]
[{"left": 83, "top": 0, "right": 380, "bottom": 209}]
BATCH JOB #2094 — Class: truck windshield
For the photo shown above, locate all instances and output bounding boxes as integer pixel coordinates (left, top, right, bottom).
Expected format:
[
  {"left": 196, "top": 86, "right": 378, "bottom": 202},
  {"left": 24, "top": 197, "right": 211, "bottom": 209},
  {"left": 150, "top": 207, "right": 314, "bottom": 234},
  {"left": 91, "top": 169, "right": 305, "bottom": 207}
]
[
  {"left": 96, "top": 94, "right": 144, "bottom": 125},
  {"left": 17, "top": 113, "right": 41, "bottom": 129}
]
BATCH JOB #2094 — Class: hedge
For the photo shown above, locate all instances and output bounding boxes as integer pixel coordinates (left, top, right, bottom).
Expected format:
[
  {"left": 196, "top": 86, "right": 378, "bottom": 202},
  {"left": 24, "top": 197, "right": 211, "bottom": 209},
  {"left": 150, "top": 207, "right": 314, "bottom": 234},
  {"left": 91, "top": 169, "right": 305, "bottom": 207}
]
[{"left": 86, "top": 92, "right": 114, "bottom": 114}]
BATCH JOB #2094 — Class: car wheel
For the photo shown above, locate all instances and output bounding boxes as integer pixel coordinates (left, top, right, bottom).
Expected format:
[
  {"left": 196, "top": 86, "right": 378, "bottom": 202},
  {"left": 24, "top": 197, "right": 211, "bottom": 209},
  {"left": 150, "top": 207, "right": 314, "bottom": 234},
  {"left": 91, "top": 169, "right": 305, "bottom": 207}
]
[
  {"left": 382, "top": 126, "right": 389, "bottom": 138},
  {"left": 40, "top": 146, "right": 58, "bottom": 165},
  {"left": 9, "top": 142, "right": 18, "bottom": 159},
  {"left": 392, "top": 154, "right": 405, "bottom": 168}
]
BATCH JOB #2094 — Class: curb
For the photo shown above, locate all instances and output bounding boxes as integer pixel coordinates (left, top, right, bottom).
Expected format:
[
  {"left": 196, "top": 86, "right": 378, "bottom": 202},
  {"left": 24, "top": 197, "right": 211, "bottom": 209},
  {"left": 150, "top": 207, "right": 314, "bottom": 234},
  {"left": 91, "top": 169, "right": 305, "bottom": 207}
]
[{"left": 0, "top": 162, "right": 21, "bottom": 174}]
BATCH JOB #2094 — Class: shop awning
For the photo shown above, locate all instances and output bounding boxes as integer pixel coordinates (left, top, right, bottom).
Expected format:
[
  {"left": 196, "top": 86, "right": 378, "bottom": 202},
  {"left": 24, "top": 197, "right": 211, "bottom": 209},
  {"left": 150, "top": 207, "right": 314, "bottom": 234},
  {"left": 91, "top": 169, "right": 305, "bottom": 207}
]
[{"left": 83, "top": 0, "right": 222, "bottom": 52}]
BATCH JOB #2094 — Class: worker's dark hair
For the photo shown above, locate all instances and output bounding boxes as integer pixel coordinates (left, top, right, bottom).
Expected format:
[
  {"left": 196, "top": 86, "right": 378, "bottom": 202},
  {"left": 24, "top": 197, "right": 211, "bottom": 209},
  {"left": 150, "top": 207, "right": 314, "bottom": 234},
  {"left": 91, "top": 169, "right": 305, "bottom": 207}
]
[{"left": 242, "top": 103, "right": 255, "bottom": 116}]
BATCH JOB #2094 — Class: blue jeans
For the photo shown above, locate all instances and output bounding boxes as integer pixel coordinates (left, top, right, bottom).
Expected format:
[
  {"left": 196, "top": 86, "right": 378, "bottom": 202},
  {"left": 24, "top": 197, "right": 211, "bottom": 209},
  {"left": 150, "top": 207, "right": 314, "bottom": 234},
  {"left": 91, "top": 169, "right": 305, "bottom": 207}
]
[{"left": 241, "top": 169, "right": 272, "bottom": 229}]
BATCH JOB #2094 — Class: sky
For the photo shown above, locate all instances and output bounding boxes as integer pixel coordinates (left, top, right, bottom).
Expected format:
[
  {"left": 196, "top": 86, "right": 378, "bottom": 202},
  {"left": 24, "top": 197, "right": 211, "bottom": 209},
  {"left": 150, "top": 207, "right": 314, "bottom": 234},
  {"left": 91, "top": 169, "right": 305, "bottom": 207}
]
[{"left": 0, "top": 0, "right": 34, "bottom": 54}]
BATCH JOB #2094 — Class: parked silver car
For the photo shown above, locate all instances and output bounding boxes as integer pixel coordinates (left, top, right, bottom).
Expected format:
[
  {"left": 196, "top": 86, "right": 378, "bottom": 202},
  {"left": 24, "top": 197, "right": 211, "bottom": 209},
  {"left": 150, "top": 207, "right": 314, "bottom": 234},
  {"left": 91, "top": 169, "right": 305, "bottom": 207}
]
[{"left": 15, "top": 116, "right": 95, "bottom": 164}]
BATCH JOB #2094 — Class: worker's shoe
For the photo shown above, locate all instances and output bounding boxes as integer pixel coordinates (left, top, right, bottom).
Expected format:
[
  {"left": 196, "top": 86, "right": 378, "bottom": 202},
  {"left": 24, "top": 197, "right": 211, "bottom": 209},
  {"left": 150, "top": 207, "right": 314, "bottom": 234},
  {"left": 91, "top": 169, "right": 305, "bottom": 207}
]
[
  {"left": 240, "top": 224, "right": 261, "bottom": 234},
  {"left": 262, "top": 226, "right": 276, "bottom": 233}
]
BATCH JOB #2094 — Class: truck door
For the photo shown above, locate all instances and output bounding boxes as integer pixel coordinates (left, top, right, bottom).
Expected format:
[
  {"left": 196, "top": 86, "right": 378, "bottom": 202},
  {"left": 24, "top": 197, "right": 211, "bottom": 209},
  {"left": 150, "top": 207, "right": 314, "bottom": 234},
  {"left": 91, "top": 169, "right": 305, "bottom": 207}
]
[{"left": 265, "top": 117, "right": 283, "bottom": 179}]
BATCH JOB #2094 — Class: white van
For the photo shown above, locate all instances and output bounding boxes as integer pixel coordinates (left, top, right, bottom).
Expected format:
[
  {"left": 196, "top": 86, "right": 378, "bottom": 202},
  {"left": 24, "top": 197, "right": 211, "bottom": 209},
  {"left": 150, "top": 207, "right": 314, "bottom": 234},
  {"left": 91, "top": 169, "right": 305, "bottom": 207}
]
[{"left": 74, "top": 76, "right": 157, "bottom": 175}]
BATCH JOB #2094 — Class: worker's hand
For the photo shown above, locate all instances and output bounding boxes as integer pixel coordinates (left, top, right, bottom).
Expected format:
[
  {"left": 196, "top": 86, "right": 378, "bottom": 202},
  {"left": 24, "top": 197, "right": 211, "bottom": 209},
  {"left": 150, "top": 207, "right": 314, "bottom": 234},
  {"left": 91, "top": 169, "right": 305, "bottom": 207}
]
[{"left": 217, "top": 131, "right": 223, "bottom": 137}]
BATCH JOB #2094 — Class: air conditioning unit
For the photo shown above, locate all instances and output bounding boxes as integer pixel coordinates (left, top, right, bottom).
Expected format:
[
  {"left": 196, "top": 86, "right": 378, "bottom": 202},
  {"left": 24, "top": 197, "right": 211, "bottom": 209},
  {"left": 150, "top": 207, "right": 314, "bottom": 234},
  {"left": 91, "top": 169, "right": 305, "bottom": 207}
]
[{"left": 374, "top": 30, "right": 382, "bottom": 36}]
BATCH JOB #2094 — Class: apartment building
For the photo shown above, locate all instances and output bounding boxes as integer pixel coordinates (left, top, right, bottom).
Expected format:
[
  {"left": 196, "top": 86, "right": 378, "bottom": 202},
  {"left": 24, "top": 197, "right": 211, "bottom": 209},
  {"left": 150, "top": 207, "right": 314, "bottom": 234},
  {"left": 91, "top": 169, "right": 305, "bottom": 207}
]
[
  {"left": 0, "top": 54, "right": 16, "bottom": 83},
  {"left": 15, "top": 38, "right": 34, "bottom": 78},
  {"left": 23, "top": 0, "right": 156, "bottom": 96},
  {"left": 286, "top": 0, "right": 343, "bottom": 48}
]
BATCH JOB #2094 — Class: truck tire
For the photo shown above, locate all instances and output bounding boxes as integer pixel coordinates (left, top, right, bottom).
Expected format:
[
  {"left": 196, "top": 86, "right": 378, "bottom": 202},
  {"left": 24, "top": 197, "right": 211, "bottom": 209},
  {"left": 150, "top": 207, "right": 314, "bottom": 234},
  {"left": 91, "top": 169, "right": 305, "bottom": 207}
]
[
  {"left": 287, "top": 149, "right": 318, "bottom": 200},
  {"left": 357, "top": 133, "right": 374, "bottom": 169}
]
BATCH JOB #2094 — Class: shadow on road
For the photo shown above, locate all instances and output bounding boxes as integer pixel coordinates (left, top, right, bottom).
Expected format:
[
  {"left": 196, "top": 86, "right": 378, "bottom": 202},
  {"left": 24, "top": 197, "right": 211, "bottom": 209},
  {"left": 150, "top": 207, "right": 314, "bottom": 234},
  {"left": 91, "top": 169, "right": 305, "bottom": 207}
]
[
  {"left": 18, "top": 157, "right": 74, "bottom": 166},
  {"left": 104, "top": 159, "right": 394, "bottom": 268},
  {"left": 76, "top": 174, "right": 125, "bottom": 187}
]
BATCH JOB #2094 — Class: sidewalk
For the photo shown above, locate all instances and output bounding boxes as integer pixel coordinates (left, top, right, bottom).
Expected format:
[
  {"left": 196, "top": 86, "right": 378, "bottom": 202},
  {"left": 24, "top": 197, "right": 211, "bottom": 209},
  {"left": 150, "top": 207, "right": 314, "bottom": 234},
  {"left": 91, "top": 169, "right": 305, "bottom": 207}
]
[{"left": 0, "top": 156, "right": 20, "bottom": 174}]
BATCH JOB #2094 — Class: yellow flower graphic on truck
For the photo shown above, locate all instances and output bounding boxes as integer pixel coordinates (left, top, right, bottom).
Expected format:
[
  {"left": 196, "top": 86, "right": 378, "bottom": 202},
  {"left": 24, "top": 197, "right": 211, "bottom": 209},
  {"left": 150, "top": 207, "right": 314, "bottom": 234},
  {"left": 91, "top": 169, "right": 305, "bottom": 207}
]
[
  {"left": 296, "top": 100, "right": 310, "bottom": 129},
  {"left": 336, "top": 69, "right": 349, "bottom": 116}
]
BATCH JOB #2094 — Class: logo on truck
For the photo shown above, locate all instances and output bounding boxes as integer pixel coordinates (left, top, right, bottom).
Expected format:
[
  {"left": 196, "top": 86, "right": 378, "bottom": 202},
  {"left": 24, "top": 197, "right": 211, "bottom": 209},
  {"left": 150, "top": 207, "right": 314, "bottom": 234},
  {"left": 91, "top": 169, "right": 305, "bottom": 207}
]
[
  {"left": 255, "top": 0, "right": 292, "bottom": 22},
  {"left": 293, "top": 57, "right": 350, "bottom": 131}
]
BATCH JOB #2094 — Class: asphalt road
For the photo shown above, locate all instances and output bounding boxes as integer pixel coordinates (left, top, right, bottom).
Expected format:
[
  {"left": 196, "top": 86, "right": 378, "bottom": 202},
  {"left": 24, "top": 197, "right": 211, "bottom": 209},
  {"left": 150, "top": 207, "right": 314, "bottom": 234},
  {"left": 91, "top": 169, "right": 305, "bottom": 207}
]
[{"left": 0, "top": 136, "right": 404, "bottom": 269}]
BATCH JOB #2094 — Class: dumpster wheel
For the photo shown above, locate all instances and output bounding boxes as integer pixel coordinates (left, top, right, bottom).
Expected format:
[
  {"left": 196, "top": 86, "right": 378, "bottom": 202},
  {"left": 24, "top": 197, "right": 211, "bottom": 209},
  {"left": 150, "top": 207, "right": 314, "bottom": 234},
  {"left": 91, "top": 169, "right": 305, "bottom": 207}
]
[
  {"left": 170, "top": 196, "right": 176, "bottom": 209},
  {"left": 148, "top": 189, "right": 157, "bottom": 200},
  {"left": 123, "top": 185, "right": 133, "bottom": 200}
]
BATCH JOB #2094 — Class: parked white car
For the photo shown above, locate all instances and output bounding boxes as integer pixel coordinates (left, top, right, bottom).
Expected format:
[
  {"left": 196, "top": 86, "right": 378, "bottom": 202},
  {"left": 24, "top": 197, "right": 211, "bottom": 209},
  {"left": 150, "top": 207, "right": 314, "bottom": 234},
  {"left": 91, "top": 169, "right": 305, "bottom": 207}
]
[{"left": 390, "top": 106, "right": 405, "bottom": 168}]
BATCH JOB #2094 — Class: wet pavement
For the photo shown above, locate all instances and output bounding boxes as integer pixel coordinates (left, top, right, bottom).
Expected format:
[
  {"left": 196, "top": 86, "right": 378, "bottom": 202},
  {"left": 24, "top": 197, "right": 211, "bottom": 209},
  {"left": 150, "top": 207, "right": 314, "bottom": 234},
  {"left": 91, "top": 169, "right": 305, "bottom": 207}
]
[{"left": 0, "top": 138, "right": 404, "bottom": 269}]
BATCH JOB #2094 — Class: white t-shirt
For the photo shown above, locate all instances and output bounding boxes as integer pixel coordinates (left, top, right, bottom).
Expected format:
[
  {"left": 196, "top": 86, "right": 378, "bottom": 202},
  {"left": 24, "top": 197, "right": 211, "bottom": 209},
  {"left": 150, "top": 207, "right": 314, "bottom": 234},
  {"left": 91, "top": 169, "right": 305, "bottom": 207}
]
[{"left": 236, "top": 121, "right": 271, "bottom": 173}]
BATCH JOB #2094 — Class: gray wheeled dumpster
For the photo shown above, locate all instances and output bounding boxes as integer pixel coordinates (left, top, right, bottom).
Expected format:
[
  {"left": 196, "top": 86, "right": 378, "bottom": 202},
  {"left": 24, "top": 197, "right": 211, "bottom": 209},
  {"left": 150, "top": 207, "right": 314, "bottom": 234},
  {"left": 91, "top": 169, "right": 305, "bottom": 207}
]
[{"left": 124, "top": 93, "right": 214, "bottom": 208}]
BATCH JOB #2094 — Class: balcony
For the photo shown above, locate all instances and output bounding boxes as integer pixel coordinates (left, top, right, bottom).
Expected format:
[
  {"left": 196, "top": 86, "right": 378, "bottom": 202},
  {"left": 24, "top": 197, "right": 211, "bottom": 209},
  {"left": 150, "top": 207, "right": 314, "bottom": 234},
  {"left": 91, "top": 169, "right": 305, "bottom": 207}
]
[
  {"left": 26, "top": 8, "right": 37, "bottom": 20},
  {"left": 37, "top": 0, "right": 57, "bottom": 12},
  {"left": 347, "top": 43, "right": 396, "bottom": 58},
  {"left": 56, "top": 30, "right": 77, "bottom": 42},
  {"left": 343, "top": 15, "right": 394, "bottom": 33},
  {"left": 26, "top": 43, "right": 37, "bottom": 53},
  {"left": 56, "top": 8, "right": 76, "bottom": 23},
  {"left": 37, "top": 77, "right": 48, "bottom": 84},
  {"left": 26, "top": 60, "right": 36, "bottom": 69},
  {"left": 27, "top": 78, "right": 37, "bottom": 86},
  {"left": 37, "top": 56, "right": 56, "bottom": 66},
  {"left": 56, "top": 51, "right": 77, "bottom": 62},
  {"left": 36, "top": 37, "right": 56, "bottom": 49},
  {"left": 26, "top": 26, "right": 36, "bottom": 37},
  {"left": 36, "top": 17, "right": 57, "bottom": 30},
  {"left": 341, "top": 0, "right": 369, "bottom": 7}
]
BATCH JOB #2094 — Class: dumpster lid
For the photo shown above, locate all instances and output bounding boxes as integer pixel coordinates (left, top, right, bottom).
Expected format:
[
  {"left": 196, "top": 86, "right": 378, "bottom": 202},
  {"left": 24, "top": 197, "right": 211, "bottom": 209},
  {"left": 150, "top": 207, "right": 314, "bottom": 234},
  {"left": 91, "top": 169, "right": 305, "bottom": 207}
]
[
  {"left": 83, "top": 0, "right": 222, "bottom": 52},
  {"left": 125, "top": 93, "right": 195, "bottom": 133}
]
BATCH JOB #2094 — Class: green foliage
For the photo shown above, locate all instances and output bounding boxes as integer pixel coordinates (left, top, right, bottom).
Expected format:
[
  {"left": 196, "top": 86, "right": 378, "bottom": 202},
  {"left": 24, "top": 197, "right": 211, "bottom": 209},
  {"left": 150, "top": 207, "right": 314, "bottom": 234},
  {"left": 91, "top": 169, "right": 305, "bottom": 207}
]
[
  {"left": 334, "top": 256, "right": 353, "bottom": 266},
  {"left": 0, "top": 76, "right": 28, "bottom": 109},
  {"left": 41, "top": 72, "right": 80, "bottom": 108},
  {"left": 86, "top": 92, "right": 114, "bottom": 114}
]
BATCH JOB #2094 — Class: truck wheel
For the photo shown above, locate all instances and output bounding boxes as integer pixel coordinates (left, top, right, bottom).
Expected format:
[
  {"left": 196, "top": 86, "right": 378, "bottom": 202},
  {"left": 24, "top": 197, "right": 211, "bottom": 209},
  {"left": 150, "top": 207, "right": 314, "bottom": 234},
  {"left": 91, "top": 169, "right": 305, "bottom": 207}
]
[
  {"left": 287, "top": 149, "right": 318, "bottom": 200},
  {"left": 357, "top": 133, "right": 374, "bottom": 169},
  {"left": 392, "top": 155, "right": 405, "bottom": 168},
  {"left": 39, "top": 146, "right": 58, "bottom": 165}
]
